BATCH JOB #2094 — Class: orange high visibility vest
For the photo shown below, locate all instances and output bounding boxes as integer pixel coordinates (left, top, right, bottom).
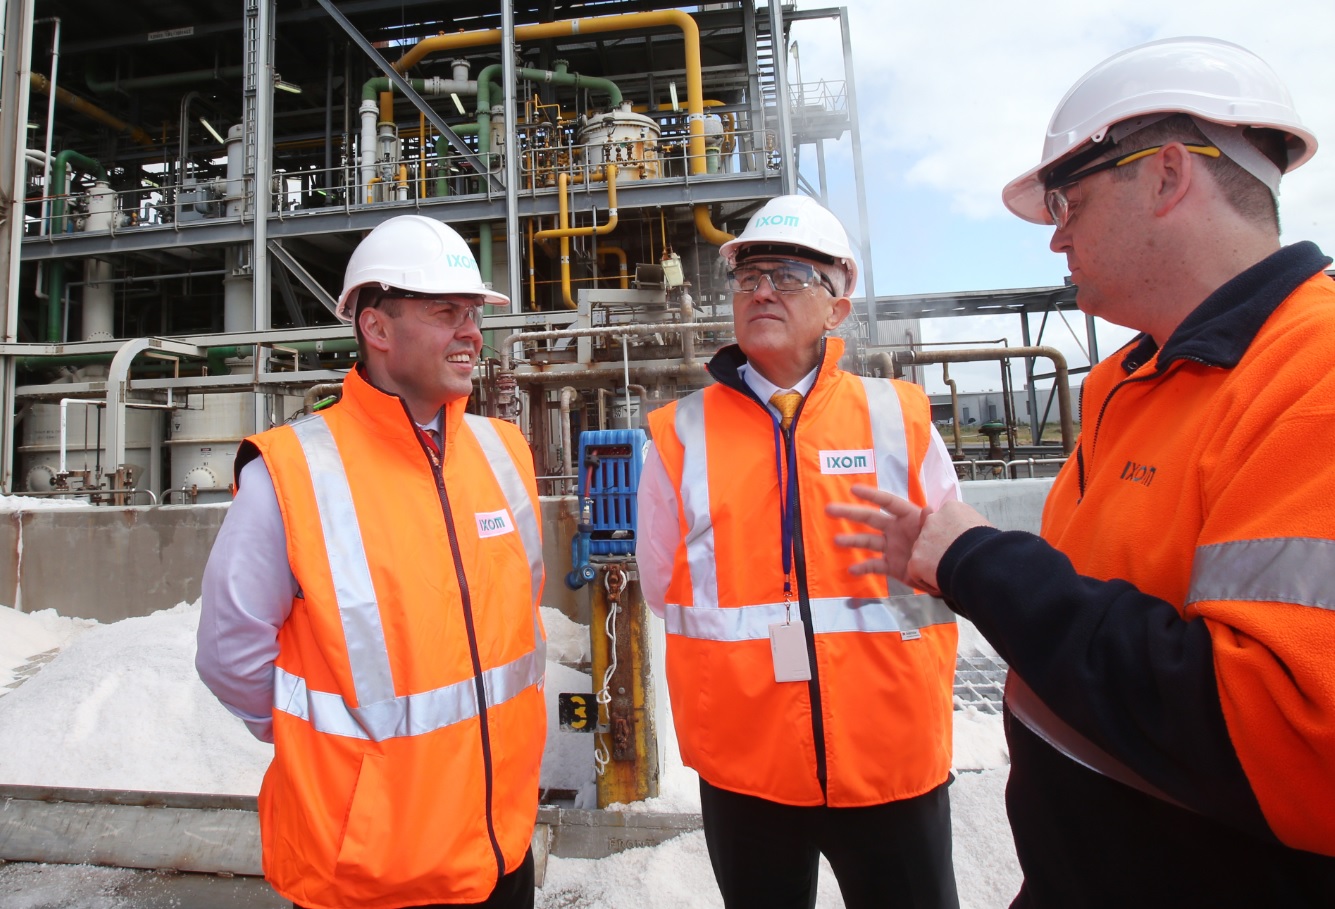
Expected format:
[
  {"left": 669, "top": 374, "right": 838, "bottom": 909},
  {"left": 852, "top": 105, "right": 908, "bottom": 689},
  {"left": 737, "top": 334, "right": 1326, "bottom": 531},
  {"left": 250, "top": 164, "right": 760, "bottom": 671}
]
[
  {"left": 1032, "top": 271, "right": 1335, "bottom": 855},
  {"left": 247, "top": 367, "right": 546, "bottom": 909},
  {"left": 648, "top": 338, "right": 957, "bottom": 807}
]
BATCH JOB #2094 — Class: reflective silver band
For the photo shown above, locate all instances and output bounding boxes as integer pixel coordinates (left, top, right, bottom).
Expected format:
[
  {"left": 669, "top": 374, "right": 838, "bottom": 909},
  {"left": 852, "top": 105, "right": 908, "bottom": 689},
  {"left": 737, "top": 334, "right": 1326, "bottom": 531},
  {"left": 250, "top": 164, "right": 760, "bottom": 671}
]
[
  {"left": 274, "top": 646, "right": 544, "bottom": 741},
  {"left": 292, "top": 418, "right": 396, "bottom": 707},
  {"left": 859, "top": 377, "right": 911, "bottom": 500},
  {"left": 675, "top": 393, "right": 719, "bottom": 612},
  {"left": 464, "top": 414, "right": 546, "bottom": 608},
  {"left": 663, "top": 595, "right": 954, "bottom": 642},
  {"left": 1188, "top": 537, "right": 1335, "bottom": 611}
]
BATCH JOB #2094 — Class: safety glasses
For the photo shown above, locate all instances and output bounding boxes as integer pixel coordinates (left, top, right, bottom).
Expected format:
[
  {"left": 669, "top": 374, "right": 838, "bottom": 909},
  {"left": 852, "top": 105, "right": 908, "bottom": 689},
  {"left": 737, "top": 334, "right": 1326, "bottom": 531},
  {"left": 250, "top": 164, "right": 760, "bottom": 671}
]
[
  {"left": 727, "top": 260, "right": 836, "bottom": 295},
  {"left": 1043, "top": 144, "right": 1221, "bottom": 229}
]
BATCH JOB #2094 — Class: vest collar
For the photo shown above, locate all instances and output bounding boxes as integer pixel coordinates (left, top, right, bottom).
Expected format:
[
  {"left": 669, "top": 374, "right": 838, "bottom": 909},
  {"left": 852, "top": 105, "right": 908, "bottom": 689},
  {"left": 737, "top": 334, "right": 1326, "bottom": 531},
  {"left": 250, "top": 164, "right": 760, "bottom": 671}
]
[{"left": 341, "top": 364, "right": 470, "bottom": 451}]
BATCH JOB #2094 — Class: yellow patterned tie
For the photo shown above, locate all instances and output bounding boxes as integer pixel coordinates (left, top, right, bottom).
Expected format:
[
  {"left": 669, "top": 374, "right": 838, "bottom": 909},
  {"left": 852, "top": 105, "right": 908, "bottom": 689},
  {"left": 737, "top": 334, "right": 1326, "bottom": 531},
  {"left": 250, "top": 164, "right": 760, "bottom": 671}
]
[{"left": 770, "top": 391, "right": 802, "bottom": 430}]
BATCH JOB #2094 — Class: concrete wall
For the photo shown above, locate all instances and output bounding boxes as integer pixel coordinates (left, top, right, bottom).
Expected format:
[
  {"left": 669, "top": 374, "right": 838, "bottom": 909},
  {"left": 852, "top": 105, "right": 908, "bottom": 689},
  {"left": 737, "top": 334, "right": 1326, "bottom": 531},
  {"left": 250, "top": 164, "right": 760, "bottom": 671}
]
[
  {"left": 4, "top": 482, "right": 1050, "bottom": 622},
  {"left": 2, "top": 498, "right": 592, "bottom": 624}
]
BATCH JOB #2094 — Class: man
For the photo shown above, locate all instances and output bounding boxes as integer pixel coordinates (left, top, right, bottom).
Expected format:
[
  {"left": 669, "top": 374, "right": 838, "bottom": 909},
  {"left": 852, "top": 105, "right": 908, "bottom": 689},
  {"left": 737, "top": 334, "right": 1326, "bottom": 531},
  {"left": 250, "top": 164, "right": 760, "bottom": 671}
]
[
  {"left": 637, "top": 194, "right": 961, "bottom": 908},
  {"left": 829, "top": 37, "right": 1335, "bottom": 908},
  {"left": 197, "top": 214, "right": 547, "bottom": 909}
]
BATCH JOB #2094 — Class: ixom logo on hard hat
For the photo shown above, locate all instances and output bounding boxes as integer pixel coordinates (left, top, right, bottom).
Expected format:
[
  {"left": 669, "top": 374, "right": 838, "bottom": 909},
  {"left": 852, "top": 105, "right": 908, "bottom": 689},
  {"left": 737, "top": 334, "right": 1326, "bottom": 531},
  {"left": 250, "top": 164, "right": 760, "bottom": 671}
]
[
  {"left": 755, "top": 214, "right": 800, "bottom": 228},
  {"left": 445, "top": 254, "right": 476, "bottom": 270}
]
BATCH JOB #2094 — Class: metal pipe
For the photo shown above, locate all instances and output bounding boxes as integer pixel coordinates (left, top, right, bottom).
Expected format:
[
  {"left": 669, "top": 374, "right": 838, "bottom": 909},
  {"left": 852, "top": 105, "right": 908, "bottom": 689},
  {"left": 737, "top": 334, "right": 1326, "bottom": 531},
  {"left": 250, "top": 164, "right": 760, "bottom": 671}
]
[
  {"left": 679, "top": 289, "right": 696, "bottom": 365},
  {"left": 36, "top": 18, "right": 59, "bottom": 237},
  {"left": 391, "top": 11, "right": 733, "bottom": 244},
  {"left": 536, "top": 166, "right": 619, "bottom": 310},
  {"left": 498, "top": 318, "right": 732, "bottom": 372},
  {"left": 28, "top": 73, "right": 155, "bottom": 147},
  {"left": 893, "top": 346, "right": 1075, "bottom": 455},
  {"left": 941, "top": 363, "right": 964, "bottom": 458},
  {"left": 559, "top": 386, "right": 579, "bottom": 491},
  {"left": 86, "top": 65, "right": 244, "bottom": 95}
]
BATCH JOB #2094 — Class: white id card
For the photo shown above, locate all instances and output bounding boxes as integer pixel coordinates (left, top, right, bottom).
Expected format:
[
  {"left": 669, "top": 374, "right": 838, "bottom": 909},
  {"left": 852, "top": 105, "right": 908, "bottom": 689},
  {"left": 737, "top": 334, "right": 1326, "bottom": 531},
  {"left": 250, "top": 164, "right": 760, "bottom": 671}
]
[{"left": 769, "top": 621, "right": 813, "bottom": 683}]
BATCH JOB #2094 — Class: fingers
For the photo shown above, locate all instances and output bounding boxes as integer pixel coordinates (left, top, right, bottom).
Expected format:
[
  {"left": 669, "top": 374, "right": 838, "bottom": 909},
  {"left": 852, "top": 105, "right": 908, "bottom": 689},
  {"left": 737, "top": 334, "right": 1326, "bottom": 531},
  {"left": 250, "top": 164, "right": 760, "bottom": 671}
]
[
  {"left": 847, "top": 485, "right": 920, "bottom": 518},
  {"left": 832, "top": 531, "right": 891, "bottom": 552}
]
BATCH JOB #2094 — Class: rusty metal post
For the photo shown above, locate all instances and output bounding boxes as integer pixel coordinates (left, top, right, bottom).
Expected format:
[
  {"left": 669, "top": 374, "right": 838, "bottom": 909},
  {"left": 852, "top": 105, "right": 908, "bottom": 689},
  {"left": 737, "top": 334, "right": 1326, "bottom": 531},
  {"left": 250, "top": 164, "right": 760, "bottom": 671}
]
[{"left": 590, "top": 561, "right": 659, "bottom": 808}]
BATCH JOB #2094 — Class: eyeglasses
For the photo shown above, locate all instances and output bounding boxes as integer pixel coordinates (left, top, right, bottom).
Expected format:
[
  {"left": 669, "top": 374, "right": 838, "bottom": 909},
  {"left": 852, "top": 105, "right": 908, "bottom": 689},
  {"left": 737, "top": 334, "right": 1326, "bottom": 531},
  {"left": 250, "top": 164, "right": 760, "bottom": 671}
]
[
  {"left": 727, "top": 261, "right": 836, "bottom": 295},
  {"left": 378, "top": 291, "right": 483, "bottom": 330},
  {"left": 1043, "top": 143, "right": 1221, "bottom": 230}
]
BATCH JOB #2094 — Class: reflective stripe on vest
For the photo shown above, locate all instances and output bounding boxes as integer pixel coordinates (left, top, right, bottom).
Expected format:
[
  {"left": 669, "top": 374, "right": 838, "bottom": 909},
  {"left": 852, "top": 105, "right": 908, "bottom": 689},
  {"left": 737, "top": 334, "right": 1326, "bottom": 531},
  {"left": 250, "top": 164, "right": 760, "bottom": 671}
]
[
  {"left": 675, "top": 393, "right": 720, "bottom": 614},
  {"left": 671, "top": 376, "right": 919, "bottom": 613},
  {"left": 283, "top": 415, "right": 544, "bottom": 742},
  {"left": 273, "top": 647, "right": 546, "bottom": 742},
  {"left": 1188, "top": 537, "right": 1335, "bottom": 611},
  {"left": 465, "top": 414, "right": 545, "bottom": 607},
  {"left": 664, "top": 594, "right": 955, "bottom": 641}
]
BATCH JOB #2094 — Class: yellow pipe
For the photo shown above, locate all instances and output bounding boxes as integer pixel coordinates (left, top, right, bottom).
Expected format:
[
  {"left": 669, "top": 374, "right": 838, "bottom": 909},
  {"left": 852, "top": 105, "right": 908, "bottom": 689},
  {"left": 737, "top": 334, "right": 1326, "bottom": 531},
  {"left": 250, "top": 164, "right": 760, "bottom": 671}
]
[
  {"left": 527, "top": 219, "right": 538, "bottom": 310},
  {"left": 379, "top": 91, "right": 394, "bottom": 124},
  {"left": 535, "top": 165, "right": 618, "bottom": 240},
  {"left": 536, "top": 165, "right": 619, "bottom": 310},
  {"left": 397, "top": 164, "right": 409, "bottom": 195},
  {"left": 30, "top": 73, "right": 155, "bottom": 147},
  {"left": 392, "top": 12, "right": 733, "bottom": 244},
  {"left": 366, "top": 175, "right": 383, "bottom": 204},
  {"left": 419, "top": 112, "right": 427, "bottom": 198},
  {"left": 599, "top": 247, "right": 630, "bottom": 289}
]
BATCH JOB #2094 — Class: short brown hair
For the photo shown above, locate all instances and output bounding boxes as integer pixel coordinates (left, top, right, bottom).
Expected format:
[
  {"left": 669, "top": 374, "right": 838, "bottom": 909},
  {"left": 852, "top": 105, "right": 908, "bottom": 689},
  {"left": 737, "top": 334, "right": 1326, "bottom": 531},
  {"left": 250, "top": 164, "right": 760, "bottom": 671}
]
[{"left": 1107, "top": 114, "right": 1283, "bottom": 230}]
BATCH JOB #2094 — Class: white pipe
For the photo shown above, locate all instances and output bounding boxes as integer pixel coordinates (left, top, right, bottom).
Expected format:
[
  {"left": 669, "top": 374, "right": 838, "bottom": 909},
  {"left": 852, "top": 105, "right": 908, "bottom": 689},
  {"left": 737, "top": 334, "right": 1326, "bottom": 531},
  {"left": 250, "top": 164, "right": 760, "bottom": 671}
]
[
  {"left": 358, "top": 99, "right": 378, "bottom": 201},
  {"left": 37, "top": 17, "right": 59, "bottom": 237},
  {"left": 559, "top": 386, "right": 578, "bottom": 492},
  {"left": 621, "top": 336, "right": 632, "bottom": 430}
]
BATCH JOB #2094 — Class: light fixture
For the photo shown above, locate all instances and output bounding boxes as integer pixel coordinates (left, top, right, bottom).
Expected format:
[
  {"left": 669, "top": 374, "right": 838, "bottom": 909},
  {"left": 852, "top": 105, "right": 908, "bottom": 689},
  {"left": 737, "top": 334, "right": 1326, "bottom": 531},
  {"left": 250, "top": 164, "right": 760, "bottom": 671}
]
[
  {"left": 273, "top": 74, "right": 303, "bottom": 95},
  {"left": 450, "top": 92, "right": 466, "bottom": 116},
  {"left": 199, "top": 117, "right": 226, "bottom": 145}
]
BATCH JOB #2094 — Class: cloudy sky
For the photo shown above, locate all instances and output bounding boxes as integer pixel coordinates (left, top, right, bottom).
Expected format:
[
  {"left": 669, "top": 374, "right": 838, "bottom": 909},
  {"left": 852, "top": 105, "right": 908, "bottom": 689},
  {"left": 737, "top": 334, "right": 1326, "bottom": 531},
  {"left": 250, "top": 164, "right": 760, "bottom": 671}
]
[{"left": 782, "top": 1, "right": 1335, "bottom": 392}]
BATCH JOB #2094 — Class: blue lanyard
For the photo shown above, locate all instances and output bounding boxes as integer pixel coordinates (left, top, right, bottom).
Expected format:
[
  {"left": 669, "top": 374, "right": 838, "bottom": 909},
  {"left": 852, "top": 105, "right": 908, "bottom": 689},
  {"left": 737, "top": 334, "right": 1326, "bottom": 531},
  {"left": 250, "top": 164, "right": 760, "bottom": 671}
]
[{"left": 772, "top": 414, "right": 799, "bottom": 611}]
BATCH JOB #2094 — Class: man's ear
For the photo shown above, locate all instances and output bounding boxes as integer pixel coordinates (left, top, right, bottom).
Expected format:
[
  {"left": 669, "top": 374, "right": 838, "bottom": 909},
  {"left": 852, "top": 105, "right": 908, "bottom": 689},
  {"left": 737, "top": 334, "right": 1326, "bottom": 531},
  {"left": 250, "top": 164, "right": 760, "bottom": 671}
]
[
  {"left": 824, "top": 295, "right": 852, "bottom": 331},
  {"left": 358, "top": 307, "right": 393, "bottom": 353},
  {"left": 1151, "top": 142, "right": 1194, "bottom": 218}
]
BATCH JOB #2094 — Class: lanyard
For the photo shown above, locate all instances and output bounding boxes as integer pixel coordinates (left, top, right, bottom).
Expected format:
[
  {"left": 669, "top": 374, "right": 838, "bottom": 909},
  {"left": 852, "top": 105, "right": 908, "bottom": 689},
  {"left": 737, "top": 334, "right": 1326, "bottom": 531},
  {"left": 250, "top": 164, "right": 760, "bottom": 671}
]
[{"left": 772, "top": 415, "right": 799, "bottom": 621}]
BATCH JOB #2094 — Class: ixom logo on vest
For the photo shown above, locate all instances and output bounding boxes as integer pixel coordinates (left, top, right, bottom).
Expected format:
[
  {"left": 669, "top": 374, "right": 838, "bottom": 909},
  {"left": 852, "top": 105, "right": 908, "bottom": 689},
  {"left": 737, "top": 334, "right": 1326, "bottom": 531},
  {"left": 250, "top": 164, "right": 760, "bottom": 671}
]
[
  {"left": 820, "top": 449, "right": 874, "bottom": 475},
  {"left": 475, "top": 509, "right": 515, "bottom": 538}
]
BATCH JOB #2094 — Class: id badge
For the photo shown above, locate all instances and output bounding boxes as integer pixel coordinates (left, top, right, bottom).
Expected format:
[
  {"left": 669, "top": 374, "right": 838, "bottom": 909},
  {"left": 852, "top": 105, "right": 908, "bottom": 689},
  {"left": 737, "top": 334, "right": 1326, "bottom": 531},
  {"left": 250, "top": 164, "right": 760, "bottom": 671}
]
[{"left": 769, "top": 620, "right": 812, "bottom": 683}]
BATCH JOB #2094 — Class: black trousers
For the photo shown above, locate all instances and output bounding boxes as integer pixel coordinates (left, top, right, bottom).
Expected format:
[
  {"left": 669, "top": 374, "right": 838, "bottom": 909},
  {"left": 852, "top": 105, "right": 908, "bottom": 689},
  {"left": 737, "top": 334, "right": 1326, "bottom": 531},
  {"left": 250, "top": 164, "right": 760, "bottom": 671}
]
[
  {"left": 699, "top": 778, "right": 960, "bottom": 909},
  {"left": 294, "top": 847, "right": 534, "bottom": 909}
]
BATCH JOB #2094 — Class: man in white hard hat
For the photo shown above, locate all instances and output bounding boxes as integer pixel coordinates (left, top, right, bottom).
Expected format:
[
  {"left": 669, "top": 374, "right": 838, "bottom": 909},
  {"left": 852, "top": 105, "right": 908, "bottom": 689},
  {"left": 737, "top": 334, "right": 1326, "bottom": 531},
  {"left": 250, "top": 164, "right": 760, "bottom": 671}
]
[
  {"left": 637, "top": 195, "right": 962, "bottom": 908},
  {"left": 198, "top": 215, "right": 547, "bottom": 909},
  {"left": 830, "top": 37, "right": 1335, "bottom": 906}
]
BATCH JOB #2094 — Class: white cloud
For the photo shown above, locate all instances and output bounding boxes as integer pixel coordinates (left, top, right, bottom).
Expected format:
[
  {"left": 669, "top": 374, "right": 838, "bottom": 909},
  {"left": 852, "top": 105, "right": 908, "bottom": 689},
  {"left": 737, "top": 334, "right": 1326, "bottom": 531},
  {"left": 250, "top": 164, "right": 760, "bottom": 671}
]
[{"left": 790, "top": 0, "right": 1335, "bottom": 247}]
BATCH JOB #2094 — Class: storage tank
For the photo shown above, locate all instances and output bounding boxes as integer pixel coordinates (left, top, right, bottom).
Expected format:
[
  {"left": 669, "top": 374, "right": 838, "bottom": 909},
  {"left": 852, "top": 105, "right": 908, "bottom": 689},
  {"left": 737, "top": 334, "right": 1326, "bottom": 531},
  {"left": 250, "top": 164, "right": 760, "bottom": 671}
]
[
  {"left": 576, "top": 104, "right": 661, "bottom": 179},
  {"left": 18, "top": 378, "right": 158, "bottom": 497}
]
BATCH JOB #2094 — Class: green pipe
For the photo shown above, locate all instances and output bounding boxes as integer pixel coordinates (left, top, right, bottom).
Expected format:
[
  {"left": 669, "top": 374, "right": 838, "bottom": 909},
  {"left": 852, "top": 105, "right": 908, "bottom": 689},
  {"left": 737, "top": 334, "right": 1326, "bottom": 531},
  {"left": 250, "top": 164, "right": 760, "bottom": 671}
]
[
  {"left": 433, "top": 124, "right": 479, "bottom": 198},
  {"left": 51, "top": 149, "right": 107, "bottom": 235},
  {"left": 475, "top": 64, "right": 624, "bottom": 167}
]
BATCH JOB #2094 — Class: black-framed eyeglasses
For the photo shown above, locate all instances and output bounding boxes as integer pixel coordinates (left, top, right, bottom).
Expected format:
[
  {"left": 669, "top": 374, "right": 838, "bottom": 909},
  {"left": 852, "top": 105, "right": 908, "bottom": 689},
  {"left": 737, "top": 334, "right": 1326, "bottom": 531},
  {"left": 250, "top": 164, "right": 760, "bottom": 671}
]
[
  {"left": 727, "top": 260, "right": 836, "bottom": 295},
  {"left": 1043, "top": 143, "right": 1221, "bottom": 230}
]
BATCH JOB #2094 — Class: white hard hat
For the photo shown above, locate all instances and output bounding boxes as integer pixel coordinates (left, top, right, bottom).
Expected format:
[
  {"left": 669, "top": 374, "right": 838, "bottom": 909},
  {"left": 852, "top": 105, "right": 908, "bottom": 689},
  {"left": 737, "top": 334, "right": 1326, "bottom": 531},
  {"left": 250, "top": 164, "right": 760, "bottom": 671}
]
[
  {"left": 1003, "top": 37, "right": 1318, "bottom": 224},
  {"left": 720, "top": 195, "right": 858, "bottom": 294},
  {"left": 335, "top": 214, "right": 510, "bottom": 322}
]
